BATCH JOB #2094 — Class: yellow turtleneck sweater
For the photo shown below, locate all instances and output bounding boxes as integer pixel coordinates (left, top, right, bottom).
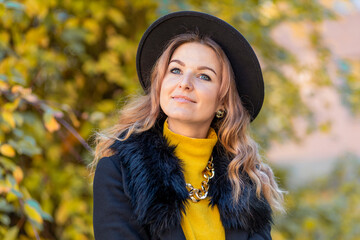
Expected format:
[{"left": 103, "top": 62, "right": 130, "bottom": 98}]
[{"left": 163, "top": 120, "right": 225, "bottom": 240}]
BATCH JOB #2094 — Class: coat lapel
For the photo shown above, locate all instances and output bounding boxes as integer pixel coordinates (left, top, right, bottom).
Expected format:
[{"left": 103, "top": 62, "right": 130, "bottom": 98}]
[
  {"left": 109, "top": 125, "right": 189, "bottom": 237},
  {"left": 209, "top": 143, "right": 273, "bottom": 235},
  {"left": 158, "top": 225, "right": 186, "bottom": 240},
  {"left": 109, "top": 121, "right": 272, "bottom": 238}
]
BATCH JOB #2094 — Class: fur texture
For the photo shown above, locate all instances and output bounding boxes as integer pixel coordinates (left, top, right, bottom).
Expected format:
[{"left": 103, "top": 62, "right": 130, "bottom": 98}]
[{"left": 109, "top": 121, "right": 272, "bottom": 237}]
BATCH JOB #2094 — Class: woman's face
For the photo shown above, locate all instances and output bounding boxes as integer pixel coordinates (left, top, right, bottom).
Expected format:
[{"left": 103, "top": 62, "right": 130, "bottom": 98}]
[{"left": 160, "top": 42, "right": 223, "bottom": 134}]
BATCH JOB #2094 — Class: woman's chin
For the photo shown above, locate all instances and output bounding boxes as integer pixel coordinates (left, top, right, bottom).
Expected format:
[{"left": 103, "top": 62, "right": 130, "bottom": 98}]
[{"left": 167, "top": 115, "right": 194, "bottom": 123}]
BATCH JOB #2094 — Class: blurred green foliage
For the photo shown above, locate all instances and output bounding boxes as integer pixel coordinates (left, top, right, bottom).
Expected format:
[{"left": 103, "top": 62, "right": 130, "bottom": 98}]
[
  {"left": 336, "top": 59, "right": 360, "bottom": 115},
  {"left": 273, "top": 153, "right": 360, "bottom": 240},
  {"left": 0, "top": 0, "right": 359, "bottom": 239}
]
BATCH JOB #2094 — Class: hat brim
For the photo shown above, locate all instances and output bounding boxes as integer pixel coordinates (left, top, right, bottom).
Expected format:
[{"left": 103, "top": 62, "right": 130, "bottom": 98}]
[{"left": 136, "top": 11, "right": 264, "bottom": 121}]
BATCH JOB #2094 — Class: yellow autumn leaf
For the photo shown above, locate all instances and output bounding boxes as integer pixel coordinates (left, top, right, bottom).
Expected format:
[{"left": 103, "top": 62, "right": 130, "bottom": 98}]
[
  {"left": 25, "top": 26, "right": 49, "bottom": 47},
  {"left": 0, "top": 55, "right": 14, "bottom": 71},
  {"left": 24, "top": 203, "right": 43, "bottom": 225},
  {"left": 0, "top": 31, "right": 9, "bottom": 43},
  {"left": 24, "top": 221, "right": 36, "bottom": 238},
  {"left": 6, "top": 191, "right": 18, "bottom": 203},
  {"left": 3, "top": 225, "right": 19, "bottom": 240},
  {"left": 84, "top": 18, "right": 100, "bottom": 34},
  {"left": 1, "top": 112, "right": 16, "bottom": 128},
  {"left": 108, "top": 8, "right": 125, "bottom": 27},
  {"left": 43, "top": 114, "right": 60, "bottom": 132},
  {"left": 4, "top": 98, "right": 21, "bottom": 111},
  {"left": 65, "top": 18, "right": 79, "bottom": 28},
  {"left": 24, "top": 0, "right": 48, "bottom": 18},
  {"left": 55, "top": 200, "right": 69, "bottom": 225},
  {"left": 0, "top": 144, "right": 16, "bottom": 157},
  {"left": 0, "top": 4, "right": 4, "bottom": 16},
  {"left": 13, "top": 166, "right": 23, "bottom": 184}
]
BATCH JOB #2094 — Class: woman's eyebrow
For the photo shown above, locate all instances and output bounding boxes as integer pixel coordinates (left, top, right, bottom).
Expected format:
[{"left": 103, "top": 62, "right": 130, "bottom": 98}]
[
  {"left": 169, "top": 59, "right": 217, "bottom": 75},
  {"left": 169, "top": 59, "right": 185, "bottom": 66},
  {"left": 197, "top": 66, "right": 217, "bottom": 76}
]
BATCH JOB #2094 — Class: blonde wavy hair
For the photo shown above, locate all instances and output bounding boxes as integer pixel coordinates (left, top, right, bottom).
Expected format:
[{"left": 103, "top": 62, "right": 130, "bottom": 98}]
[{"left": 89, "top": 33, "right": 284, "bottom": 212}]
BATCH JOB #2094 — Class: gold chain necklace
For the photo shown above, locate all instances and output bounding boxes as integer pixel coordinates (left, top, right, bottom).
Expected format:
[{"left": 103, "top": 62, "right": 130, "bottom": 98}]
[{"left": 185, "top": 156, "right": 215, "bottom": 203}]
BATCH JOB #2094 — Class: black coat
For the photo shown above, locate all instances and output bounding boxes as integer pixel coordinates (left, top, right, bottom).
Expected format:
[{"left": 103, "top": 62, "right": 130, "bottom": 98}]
[{"left": 93, "top": 121, "right": 273, "bottom": 240}]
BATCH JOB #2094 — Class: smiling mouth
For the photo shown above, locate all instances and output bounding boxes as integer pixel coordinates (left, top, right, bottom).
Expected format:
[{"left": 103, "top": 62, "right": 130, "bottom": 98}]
[{"left": 172, "top": 95, "right": 196, "bottom": 103}]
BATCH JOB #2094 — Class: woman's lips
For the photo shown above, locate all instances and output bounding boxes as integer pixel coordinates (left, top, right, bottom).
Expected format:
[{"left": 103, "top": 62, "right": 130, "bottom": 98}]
[{"left": 172, "top": 95, "right": 196, "bottom": 103}]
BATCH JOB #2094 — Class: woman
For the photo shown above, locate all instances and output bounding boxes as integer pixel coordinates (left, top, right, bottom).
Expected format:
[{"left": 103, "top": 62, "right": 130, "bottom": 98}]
[{"left": 91, "top": 11, "right": 284, "bottom": 240}]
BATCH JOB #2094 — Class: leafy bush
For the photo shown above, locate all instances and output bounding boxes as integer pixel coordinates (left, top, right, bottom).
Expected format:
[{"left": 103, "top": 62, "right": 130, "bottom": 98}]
[
  {"left": 273, "top": 153, "right": 360, "bottom": 240},
  {"left": 0, "top": 0, "right": 358, "bottom": 239}
]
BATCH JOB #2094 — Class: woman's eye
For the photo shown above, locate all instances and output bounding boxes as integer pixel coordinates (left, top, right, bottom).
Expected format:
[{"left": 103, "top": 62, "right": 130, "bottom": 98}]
[
  {"left": 170, "top": 68, "right": 181, "bottom": 74},
  {"left": 199, "top": 74, "right": 211, "bottom": 81}
]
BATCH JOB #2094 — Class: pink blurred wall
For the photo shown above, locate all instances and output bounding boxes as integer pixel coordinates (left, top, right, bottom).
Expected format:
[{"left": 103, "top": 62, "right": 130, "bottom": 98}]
[{"left": 267, "top": 7, "right": 360, "bottom": 184}]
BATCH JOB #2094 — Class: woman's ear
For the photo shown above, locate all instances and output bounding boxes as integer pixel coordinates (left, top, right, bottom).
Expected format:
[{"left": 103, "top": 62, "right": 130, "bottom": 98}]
[{"left": 216, "top": 102, "right": 225, "bottom": 112}]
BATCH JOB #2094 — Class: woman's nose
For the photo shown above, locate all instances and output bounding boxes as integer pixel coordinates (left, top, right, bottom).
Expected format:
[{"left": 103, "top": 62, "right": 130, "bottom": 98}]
[{"left": 178, "top": 73, "right": 193, "bottom": 90}]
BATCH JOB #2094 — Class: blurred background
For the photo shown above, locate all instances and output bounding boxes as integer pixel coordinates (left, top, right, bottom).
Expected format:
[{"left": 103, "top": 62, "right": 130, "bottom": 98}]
[{"left": 0, "top": 0, "right": 359, "bottom": 239}]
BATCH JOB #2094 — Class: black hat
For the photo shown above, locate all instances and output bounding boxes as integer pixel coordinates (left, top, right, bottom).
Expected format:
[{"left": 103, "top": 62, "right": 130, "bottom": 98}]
[{"left": 136, "top": 11, "right": 264, "bottom": 121}]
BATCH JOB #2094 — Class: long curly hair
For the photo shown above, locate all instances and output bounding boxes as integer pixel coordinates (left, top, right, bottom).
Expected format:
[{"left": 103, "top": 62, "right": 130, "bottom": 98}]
[{"left": 89, "top": 33, "right": 285, "bottom": 212}]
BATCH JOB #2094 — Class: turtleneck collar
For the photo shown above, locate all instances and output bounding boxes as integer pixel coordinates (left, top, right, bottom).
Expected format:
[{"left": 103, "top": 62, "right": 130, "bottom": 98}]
[{"left": 163, "top": 119, "right": 218, "bottom": 188}]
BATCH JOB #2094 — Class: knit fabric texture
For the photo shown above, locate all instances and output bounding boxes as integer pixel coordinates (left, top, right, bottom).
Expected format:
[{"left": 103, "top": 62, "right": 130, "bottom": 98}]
[{"left": 163, "top": 120, "right": 225, "bottom": 240}]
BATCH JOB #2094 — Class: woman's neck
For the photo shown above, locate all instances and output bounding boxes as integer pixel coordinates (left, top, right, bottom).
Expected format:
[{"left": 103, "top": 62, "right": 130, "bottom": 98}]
[
  {"left": 167, "top": 118, "right": 212, "bottom": 138},
  {"left": 163, "top": 119, "right": 218, "bottom": 188}
]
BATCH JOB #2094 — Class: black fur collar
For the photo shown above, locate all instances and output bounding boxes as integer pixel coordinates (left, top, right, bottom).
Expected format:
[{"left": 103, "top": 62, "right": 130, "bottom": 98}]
[{"left": 109, "top": 121, "right": 272, "bottom": 236}]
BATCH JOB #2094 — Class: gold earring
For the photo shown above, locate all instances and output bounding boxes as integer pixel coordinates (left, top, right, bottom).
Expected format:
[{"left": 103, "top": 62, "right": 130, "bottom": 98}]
[{"left": 216, "top": 109, "right": 225, "bottom": 118}]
